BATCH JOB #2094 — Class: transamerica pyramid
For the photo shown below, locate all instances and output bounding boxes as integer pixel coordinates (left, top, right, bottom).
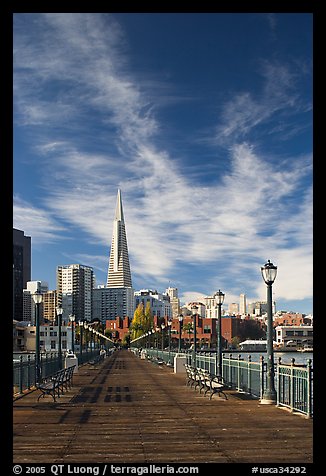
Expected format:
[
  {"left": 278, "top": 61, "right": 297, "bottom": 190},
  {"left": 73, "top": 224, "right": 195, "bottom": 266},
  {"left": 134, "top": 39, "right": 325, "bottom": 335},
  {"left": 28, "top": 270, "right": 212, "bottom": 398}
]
[{"left": 106, "top": 189, "right": 132, "bottom": 288}]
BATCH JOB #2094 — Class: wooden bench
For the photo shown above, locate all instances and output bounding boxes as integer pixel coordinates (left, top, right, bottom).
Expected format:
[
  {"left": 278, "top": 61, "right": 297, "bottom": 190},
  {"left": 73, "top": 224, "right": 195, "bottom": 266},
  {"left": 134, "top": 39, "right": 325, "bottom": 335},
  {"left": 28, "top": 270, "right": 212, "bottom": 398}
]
[
  {"left": 36, "top": 365, "right": 76, "bottom": 402},
  {"left": 184, "top": 364, "right": 228, "bottom": 400}
]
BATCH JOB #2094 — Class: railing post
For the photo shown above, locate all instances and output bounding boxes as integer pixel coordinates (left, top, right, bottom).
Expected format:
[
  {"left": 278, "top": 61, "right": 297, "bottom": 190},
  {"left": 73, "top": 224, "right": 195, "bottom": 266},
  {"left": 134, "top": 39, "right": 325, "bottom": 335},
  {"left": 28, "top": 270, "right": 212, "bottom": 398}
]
[
  {"left": 247, "top": 355, "right": 251, "bottom": 394},
  {"left": 19, "top": 355, "right": 23, "bottom": 394},
  {"left": 290, "top": 358, "right": 295, "bottom": 412},
  {"left": 27, "top": 355, "right": 31, "bottom": 390},
  {"left": 237, "top": 354, "right": 241, "bottom": 392},
  {"left": 276, "top": 357, "right": 282, "bottom": 407},
  {"left": 260, "top": 355, "right": 265, "bottom": 399},
  {"left": 306, "top": 359, "right": 312, "bottom": 418}
]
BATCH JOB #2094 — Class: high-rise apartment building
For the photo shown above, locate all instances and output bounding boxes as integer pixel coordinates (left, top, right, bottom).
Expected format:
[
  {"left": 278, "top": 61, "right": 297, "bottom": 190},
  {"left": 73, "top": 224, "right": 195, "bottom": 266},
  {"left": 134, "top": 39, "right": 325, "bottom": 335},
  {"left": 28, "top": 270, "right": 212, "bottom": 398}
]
[
  {"left": 166, "top": 287, "right": 181, "bottom": 318},
  {"left": 13, "top": 228, "right": 31, "bottom": 321},
  {"left": 92, "top": 287, "right": 135, "bottom": 324},
  {"left": 57, "top": 264, "right": 94, "bottom": 323},
  {"left": 107, "top": 189, "right": 132, "bottom": 288},
  {"left": 239, "top": 293, "right": 247, "bottom": 315},
  {"left": 43, "top": 290, "right": 58, "bottom": 324}
]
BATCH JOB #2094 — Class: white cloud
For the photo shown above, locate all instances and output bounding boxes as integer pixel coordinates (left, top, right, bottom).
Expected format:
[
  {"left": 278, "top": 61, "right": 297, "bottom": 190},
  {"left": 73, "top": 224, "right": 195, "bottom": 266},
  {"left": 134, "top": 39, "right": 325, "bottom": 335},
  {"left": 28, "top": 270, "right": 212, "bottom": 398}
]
[
  {"left": 13, "top": 14, "right": 313, "bottom": 306},
  {"left": 13, "top": 196, "right": 65, "bottom": 243}
]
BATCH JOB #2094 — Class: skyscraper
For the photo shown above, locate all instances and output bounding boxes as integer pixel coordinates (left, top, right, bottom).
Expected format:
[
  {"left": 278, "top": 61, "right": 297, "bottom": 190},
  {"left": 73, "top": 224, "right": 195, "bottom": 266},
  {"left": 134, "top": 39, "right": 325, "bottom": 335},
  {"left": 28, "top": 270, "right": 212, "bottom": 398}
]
[
  {"left": 57, "top": 264, "right": 94, "bottom": 323},
  {"left": 13, "top": 228, "right": 31, "bottom": 321},
  {"left": 93, "top": 189, "right": 135, "bottom": 323},
  {"left": 107, "top": 189, "right": 132, "bottom": 288}
]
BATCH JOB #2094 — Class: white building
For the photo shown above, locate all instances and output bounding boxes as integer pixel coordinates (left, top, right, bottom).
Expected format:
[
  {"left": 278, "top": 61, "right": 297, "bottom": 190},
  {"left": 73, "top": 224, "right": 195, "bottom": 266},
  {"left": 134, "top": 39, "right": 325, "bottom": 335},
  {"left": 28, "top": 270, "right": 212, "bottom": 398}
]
[
  {"left": 275, "top": 325, "right": 313, "bottom": 349},
  {"left": 166, "top": 287, "right": 181, "bottom": 318},
  {"left": 239, "top": 293, "right": 246, "bottom": 315},
  {"left": 13, "top": 322, "right": 72, "bottom": 353},
  {"left": 23, "top": 281, "right": 49, "bottom": 324},
  {"left": 134, "top": 289, "right": 172, "bottom": 318}
]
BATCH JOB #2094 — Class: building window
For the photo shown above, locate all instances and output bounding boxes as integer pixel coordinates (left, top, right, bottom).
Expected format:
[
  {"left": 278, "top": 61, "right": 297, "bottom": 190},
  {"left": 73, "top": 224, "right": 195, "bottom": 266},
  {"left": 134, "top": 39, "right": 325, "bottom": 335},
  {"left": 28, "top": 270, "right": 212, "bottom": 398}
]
[{"left": 50, "top": 340, "right": 56, "bottom": 350}]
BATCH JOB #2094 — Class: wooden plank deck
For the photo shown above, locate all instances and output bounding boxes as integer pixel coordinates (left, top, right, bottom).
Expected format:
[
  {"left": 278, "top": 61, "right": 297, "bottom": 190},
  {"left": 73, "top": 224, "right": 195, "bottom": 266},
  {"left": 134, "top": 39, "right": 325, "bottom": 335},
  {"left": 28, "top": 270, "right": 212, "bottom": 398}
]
[{"left": 13, "top": 349, "right": 313, "bottom": 464}]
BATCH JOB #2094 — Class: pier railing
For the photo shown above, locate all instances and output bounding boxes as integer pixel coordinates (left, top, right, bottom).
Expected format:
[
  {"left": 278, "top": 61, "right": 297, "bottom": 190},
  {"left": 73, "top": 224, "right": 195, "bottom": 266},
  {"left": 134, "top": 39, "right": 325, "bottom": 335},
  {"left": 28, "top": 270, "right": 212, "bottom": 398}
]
[
  {"left": 139, "top": 348, "right": 313, "bottom": 418},
  {"left": 13, "top": 349, "right": 101, "bottom": 396},
  {"left": 277, "top": 357, "right": 313, "bottom": 418}
]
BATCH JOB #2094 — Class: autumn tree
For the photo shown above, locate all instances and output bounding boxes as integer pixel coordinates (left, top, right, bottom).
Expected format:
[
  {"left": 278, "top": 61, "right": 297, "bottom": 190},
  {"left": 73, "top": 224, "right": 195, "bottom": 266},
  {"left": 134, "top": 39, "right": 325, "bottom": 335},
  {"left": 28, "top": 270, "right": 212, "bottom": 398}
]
[{"left": 130, "top": 303, "right": 145, "bottom": 340}]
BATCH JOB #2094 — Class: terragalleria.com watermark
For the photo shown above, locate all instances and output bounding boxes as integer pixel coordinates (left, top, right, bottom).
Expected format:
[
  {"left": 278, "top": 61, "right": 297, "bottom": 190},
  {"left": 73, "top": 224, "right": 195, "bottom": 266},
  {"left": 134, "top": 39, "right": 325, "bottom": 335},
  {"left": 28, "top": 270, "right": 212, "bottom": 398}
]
[{"left": 12, "top": 464, "right": 199, "bottom": 476}]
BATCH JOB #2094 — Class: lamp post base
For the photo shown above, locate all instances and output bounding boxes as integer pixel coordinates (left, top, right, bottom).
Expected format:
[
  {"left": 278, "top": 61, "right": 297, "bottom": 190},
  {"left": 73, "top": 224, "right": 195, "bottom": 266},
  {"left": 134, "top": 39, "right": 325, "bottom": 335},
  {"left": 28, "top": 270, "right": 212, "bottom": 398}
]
[{"left": 260, "top": 391, "right": 277, "bottom": 405}]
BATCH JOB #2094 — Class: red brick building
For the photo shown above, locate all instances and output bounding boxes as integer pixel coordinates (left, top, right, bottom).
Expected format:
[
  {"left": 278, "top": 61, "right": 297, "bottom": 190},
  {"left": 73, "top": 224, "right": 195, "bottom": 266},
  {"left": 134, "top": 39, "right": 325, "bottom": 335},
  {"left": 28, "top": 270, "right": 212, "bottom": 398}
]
[{"left": 105, "top": 316, "right": 130, "bottom": 343}]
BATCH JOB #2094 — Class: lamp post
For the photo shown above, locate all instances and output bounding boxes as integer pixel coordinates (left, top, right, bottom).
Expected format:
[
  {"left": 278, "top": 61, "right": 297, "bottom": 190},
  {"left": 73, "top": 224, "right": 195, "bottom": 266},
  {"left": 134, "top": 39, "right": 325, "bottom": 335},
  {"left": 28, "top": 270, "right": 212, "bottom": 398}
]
[
  {"left": 214, "top": 290, "right": 225, "bottom": 378},
  {"left": 167, "top": 319, "right": 172, "bottom": 364},
  {"left": 32, "top": 291, "right": 43, "bottom": 382},
  {"left": 78, "top": 321, "right": 83, "bottom": 361},
  {"left": 155, "top": 326, "right": 160, "bottom": 357},
  {"left": 161, "top": 323, "right": 166, "bottom": 351},
  {"left": 191, "top": 305, "right": 198, "bottom": 368},
  {"left": 261, "top": 260, "right": 277, "bottom": 404},
  {"left": 178, "top": 315, "right": 183, "bottom": 352},
  {"left": 69, "top": 314, "right": 75, "bottom": 353},
  {"left": 56, "top": 306, "right": 63, "bottom": 369}
]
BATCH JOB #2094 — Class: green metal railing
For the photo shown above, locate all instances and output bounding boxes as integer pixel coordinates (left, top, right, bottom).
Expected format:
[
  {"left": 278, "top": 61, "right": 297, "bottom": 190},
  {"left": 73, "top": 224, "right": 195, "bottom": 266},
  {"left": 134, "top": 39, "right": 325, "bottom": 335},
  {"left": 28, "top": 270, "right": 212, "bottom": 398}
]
[
  {"left": 133, "top": 348, "right": 313, "bottom": 418},
  {"left": 277, "top": 358, "right": 313, "bottom": 418},
  {"left": 13, "top": 349, "right": 102, "bottom": 396}
]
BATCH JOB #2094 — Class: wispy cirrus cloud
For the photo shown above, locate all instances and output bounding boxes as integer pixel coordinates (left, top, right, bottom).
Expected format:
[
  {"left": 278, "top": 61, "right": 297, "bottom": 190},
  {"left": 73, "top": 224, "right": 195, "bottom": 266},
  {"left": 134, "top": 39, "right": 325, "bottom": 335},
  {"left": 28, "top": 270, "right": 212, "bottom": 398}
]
[
  {"left": 13, "top": 13, "right": 312, "bottom": 306},
  {"left": 13, "top": 196, "right": 66, "bottom": 243},
  {"left": 215, "top": 59, "right": 311, "bottom": 145}
]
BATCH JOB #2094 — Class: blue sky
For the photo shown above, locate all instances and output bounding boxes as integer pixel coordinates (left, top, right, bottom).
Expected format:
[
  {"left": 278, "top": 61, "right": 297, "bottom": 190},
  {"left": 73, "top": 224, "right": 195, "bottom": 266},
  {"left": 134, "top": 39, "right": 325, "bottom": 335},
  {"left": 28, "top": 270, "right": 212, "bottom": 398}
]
[{"left": 13, "top": 13, "right": 313, "bottom": 314}]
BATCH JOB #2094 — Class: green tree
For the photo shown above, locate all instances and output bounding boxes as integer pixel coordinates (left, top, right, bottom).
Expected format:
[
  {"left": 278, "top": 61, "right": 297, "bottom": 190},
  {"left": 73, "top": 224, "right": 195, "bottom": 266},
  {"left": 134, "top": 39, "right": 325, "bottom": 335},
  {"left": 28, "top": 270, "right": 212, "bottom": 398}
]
[{"left": 182, "top": 322, "right": 193, "bottom": 347}]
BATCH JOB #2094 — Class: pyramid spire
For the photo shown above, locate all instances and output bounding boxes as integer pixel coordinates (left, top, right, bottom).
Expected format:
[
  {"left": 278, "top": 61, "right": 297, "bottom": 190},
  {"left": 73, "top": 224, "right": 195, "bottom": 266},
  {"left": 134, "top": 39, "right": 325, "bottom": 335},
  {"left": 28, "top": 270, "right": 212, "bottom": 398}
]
[
  {"left": 114, "top": 188, "right": 124, "bottom": 222},
  {"left": 107, "top": 190, "right": 132, "bottom": 288}
]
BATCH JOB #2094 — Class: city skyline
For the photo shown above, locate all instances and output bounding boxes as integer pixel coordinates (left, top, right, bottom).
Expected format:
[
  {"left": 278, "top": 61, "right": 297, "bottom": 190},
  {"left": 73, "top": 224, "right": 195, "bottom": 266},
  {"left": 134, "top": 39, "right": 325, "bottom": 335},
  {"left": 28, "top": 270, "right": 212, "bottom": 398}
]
[{"left": 13, "top": 13, "right": 313, "bottom": 314}]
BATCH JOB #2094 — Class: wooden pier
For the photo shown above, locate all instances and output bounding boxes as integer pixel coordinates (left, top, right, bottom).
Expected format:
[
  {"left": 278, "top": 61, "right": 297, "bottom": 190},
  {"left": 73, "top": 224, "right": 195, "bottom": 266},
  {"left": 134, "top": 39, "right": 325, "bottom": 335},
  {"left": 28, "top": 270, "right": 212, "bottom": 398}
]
[{"left": 13, "top": 349, "right": 313, "bottom": 464}]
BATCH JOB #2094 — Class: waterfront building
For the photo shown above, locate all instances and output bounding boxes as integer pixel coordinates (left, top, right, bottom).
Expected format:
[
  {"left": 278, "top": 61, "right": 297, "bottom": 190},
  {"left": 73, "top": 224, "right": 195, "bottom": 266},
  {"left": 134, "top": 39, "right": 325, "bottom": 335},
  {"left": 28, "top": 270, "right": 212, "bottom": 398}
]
[
  {"left": 13, "top": 228, "right": 31, "bottom": 321},
  {"left": 13, "top": 322, "right": 71, "bottom": 352},
  {"left": 57, "top": 264, "right": 94, "bottom": 323},
  {"left": 275, "top": 325, "right": 313, "bottom": 349}
]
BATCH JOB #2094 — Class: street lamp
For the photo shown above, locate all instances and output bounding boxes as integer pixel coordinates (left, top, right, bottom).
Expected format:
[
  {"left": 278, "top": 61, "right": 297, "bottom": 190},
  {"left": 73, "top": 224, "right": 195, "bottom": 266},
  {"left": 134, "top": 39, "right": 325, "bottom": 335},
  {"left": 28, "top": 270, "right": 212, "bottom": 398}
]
[
  {"left": 167, "top": 319, "right": 172, "bottom": 365},
  {"left": 178, "top": 315, "right": 183, "bottom": 352},
  {"left": 191, "top": 305, "right": 198, "bottom": 368},
  {"left": 161, "top": 322, "right": 166, "bottom": 351},
  {"left": 78, "top": 320, "right": 83, "bottom": 360},
  {"left": 214, "top": 290, "right": 225, "bottom": 378},
  {"left": 261, "top": 260, "right": 277, "bottom": 404},
  {"left": 56, "top": 306, "right": 63, "bottom": 369},
  {"left": 32, "top": 291, "right": 43, "bottom": 382},
  {"left": 155, "top": 326, "right": 160, "bottom": 357},
  {"left": 69, "top": 314, "right": 75, "bottom": 353}
]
